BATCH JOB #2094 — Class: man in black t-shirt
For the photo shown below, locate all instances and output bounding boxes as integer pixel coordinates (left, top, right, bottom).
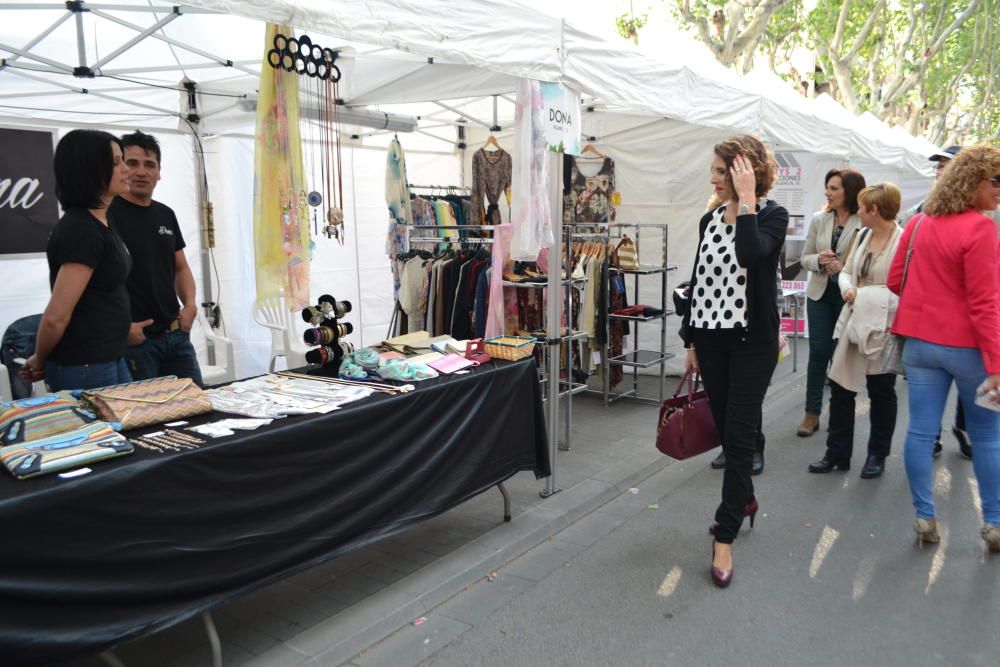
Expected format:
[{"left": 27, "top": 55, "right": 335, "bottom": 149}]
[{"left": 109, "top": 131, "right": 204, "bottom": 386}]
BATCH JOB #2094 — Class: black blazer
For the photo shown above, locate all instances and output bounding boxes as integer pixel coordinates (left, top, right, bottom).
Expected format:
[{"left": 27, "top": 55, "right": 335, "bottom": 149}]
[{"left": 681, "top": 199, "right": 789, "bottom": 347}]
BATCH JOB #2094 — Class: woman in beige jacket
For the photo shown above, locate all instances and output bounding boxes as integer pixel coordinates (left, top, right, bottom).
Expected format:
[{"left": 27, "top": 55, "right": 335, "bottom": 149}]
[
  {"left": 797, "top": 168, "right": 866, "bottom": 436},
  {"left": 808, "top": 183, "right": 903, "bottom": 478}
]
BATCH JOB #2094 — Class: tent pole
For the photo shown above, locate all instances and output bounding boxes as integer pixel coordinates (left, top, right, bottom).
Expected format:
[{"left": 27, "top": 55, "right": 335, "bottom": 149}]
[
  {"left": 541, "top": 149, "right": 563, "bottom": 498},
  {"left": 183, "top": 81, "right": 217, "bottom": 364},
  {"left": 73, "top": 4, "right": 86, "bottom": 69}
]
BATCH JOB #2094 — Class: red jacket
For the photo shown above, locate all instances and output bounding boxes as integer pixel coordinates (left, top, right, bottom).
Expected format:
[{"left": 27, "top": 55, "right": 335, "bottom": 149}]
[{"left": 888, "top": 210, "right": 1000, "bottom": 374}]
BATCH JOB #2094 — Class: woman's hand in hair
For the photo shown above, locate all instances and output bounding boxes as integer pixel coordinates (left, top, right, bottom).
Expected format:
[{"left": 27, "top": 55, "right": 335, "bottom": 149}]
[{"left": 730, "top": 154, "right": 757, "bottom": 204}]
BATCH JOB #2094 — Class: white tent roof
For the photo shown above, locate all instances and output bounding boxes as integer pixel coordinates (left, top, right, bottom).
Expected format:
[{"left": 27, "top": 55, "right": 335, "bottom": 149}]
[{"left": 1, "top": 0, "right": 935, "bottom": 175}]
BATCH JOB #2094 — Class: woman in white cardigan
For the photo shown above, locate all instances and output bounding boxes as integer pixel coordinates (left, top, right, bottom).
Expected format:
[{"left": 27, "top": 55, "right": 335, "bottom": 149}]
[
  {"left": 797, "top": 168, "right": 867, "bottom": 437},
  {"left": 808, "top": 183, "right": 903, "bottom": 478}
]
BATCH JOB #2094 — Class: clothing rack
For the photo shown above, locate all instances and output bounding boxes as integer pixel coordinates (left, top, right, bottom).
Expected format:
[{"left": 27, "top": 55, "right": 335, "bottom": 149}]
[
  {"left": 404, "top": 225, "right": 495, "bottom": 251},
  {"left": 408, "top": 237, "right": 494, "bottom": 245},
  {"left": 408, "top": 184, "right": 472, "bottom": 192}
]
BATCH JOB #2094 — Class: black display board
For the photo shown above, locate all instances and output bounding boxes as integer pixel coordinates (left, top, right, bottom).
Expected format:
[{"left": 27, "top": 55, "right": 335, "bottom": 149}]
[{"left": 0, "top": 127, "right": 59, "bottom": 256}]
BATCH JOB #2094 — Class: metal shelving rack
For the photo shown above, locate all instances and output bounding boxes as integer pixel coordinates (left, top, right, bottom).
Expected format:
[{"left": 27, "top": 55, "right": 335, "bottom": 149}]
[
  {"left": 512, "top": 226, "right": 595, "bottom": 452},
  {"left": 601, "top": 223, "right": 675, "bottom": 407}
]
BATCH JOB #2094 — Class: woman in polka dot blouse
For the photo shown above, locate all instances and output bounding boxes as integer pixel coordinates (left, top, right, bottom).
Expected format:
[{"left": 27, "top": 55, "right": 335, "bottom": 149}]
[{"left": 680, "top": 135, "right": 789, "bottom": 588}]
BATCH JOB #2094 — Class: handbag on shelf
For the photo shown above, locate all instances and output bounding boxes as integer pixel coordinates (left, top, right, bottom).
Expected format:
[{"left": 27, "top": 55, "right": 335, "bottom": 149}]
[
  {"left": 81, "top": 375, "right": 212, "bottom": 431},
  {"left": 655, "top": 370, "right": 721, "bottom": 460},
  {"left": 613, "top": 234, "right": 640, "bottom": 270},
  {"left": 880, "top": 215, "right": 924, "bottom": 376}
]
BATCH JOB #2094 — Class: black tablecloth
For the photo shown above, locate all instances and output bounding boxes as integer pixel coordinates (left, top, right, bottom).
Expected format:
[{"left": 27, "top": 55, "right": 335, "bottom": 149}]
[{"left": 0, "top": 359, "right": 549, "bottom": 666}]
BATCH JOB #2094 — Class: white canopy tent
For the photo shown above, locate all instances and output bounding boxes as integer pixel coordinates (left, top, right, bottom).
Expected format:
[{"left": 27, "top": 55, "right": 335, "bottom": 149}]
[{"left": 0, "top": 0, "right": 935, "bottom": 379}]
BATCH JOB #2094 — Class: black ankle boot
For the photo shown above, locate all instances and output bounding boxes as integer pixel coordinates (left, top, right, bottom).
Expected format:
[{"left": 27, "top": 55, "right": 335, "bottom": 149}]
[
  {"left": 808, "top": 457, "right": 850, "bottom": 473},
  {"left": 710, "top": 451, "right": 726, "bottom": 469},
  {"left": 860, "top": 455, "right": 885, "bottom": 479}
]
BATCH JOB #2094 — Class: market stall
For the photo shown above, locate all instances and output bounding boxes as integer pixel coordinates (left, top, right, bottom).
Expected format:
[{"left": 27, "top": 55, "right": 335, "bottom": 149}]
[{"left": 0, "top": 359, "right": 548, "bottom": 666}]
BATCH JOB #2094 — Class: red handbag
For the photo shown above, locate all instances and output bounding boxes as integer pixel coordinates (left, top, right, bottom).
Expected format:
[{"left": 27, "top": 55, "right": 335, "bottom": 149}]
[{"left": 655, "top": 370, "right": 721, "bottom": 459}]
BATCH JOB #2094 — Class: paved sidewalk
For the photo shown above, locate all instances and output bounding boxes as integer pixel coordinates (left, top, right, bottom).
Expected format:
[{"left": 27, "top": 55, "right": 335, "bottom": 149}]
[{"left": 63, "top": 343, "right": 809, "bottom": 667}]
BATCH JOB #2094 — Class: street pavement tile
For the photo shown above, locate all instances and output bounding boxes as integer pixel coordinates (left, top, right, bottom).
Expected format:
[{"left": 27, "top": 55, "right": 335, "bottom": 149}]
[
  {"left": 436, "top": 572, "right": 536, "bottom": 626},
  {"left": 350, "top": 615, "right": 471, "bottom": 667},
  {"left": 552, "top": 510, "right": 629, "bottom": 547},
  {"left": 500, "top": 538, "right": 589, "bottom": 582}
]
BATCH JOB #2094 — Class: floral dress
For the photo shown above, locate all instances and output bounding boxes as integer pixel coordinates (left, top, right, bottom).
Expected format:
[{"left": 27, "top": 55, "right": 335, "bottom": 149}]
[{"left": 563, "top": 156, "right": 616, "bottom": 224}]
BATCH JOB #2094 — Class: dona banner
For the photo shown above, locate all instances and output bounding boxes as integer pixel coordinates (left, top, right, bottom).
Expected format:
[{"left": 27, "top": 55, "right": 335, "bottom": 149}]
[{"left": 0, "top": 126, "right": 58, "bottom": 256}]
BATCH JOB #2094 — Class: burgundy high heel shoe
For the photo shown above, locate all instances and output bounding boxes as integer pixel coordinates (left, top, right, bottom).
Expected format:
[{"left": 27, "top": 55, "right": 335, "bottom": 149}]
[
  {"left": 711, "top": 541, "right": 733, "bottom": 588},
  {"left": 709, "top": 498, "right": 759, "bottom": 536}
]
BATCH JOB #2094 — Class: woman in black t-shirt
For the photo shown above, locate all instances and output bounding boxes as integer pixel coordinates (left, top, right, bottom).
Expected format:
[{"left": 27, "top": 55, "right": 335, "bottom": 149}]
[{"left": 20, "top": 130, "right": 134, "bottom": 391}]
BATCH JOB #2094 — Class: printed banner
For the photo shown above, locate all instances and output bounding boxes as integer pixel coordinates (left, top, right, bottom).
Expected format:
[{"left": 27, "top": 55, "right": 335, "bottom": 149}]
[
  {"left": 539, "top": 82, "right": 581, "bottom": 156},
  {"left": 0, "top": 127, "right": 59, "bottom": 256}
]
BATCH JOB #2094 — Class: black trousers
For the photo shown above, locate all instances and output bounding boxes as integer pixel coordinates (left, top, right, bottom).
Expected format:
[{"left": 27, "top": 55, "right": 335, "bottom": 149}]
[
  {"left": 825, "top": 374, "right": 898, "bottom": 463},
  {"left": 693, "top": 330, "right": 778, "bottom": 544}
]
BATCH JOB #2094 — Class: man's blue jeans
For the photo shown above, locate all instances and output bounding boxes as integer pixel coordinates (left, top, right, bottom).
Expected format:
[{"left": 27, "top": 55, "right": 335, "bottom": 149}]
[
  {"left": 124, "top": 330, "right": 204, "bottom": 387},
  {"left": 44, "top": 358, "right": 131, "bottom": 392},
  {"left": 902, "top": 338, "right": 1000, "bottom": 524}
]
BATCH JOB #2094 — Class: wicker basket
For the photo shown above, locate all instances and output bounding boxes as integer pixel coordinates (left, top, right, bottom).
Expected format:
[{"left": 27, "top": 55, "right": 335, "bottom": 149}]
[{"left": 484, "top": 336, "right": 536, "bottom": 361}]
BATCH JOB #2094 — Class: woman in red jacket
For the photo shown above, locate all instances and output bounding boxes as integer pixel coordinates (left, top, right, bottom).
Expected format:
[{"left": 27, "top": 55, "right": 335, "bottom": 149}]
[{"left": 887, "top": 145, "right": 1000, "bottom": 551}]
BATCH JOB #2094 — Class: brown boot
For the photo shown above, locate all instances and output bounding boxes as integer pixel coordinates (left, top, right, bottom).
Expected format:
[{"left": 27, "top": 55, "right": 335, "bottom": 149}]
[{"left": 797, "top": 412, "right": 820, "bottom": 437}]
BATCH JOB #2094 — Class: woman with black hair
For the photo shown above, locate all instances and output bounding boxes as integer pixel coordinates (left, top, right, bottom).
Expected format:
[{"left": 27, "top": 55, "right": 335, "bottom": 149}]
[
  {"left": 20, "top": 129, "right": 133, "bottom": 391},
  {"left": 797, "top": 168, "right": 867, "bottom": 440}
]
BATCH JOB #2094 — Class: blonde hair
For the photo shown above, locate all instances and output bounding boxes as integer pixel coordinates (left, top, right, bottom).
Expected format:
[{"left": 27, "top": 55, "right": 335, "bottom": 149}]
[
  {"left": 923, "top": 145, "right": 1000, "bottom": 216},
  {"left": 857, "top": 182, "right": 901, "bottom": 221}
]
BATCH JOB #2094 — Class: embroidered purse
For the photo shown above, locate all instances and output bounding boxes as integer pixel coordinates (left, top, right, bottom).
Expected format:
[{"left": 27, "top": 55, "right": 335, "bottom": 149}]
[
  {"left": 0, "top": 421, "right": 132, "bottom": 479},
  {"left": 0, "top": 394, "right": 98, "bottom": 447},
  {"left": 82, "top": 376, "right": 212, "bottom": 431}
]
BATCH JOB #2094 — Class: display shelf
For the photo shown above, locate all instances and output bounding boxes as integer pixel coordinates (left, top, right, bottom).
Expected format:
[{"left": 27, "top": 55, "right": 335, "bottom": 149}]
[
  {"left": 609, "top": 350, "right": 675, "bottom": 368},
  {"left": 610, "top": 265, "right": 667, "bottom": 275},
  {"left": 599, "top": 223, "right": 671, "bottom": 406},
  {"left": 609, "top": 310, "right": 674, "bottom": 322}
]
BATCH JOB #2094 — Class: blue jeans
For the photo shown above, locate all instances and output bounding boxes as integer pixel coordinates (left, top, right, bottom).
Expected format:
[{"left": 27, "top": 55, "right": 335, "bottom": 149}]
[
  {"left": 124, "top": 330, "right": 204, "bottom": 387},
  {"left": 44, "top": 358, "right": 132, "bottom": 392},
  {"left": 903, "top": 338, "right": 1000, "bottom": 524}
]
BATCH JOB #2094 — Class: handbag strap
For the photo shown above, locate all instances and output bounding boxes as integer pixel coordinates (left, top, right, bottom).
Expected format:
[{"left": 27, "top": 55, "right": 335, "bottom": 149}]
[
  {"left": 671, "top": 369, "right": 702, "bottom": 399},
  {"left": 898, "top": 214, "right": 925, "bottom": 294}
]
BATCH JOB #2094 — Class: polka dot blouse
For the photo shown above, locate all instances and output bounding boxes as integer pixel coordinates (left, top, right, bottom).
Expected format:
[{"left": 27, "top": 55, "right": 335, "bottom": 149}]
[{"left": 689, "top": 207, "right": 749, "bottom": 330}]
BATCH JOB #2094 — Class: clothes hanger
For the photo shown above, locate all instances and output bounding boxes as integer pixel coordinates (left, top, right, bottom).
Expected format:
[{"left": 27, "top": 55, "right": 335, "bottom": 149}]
[
  {"left": 579, "top": 143, "right": 605, "bottom": 159},
  {"left": 483, "top": 134, "right": 501, "bottom": 152}
]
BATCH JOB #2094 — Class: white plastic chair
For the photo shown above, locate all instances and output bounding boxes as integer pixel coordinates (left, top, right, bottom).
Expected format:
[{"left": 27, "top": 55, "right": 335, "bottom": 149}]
[
  {"left": 0, "top": 365, "right": 11, "bottom": 402},
  {"left": 196, "top": 311, "right": 237, "bottom": 386},
  {"left": 0, "top": 364, "right": 48, "bottom": 401},
  {"left": 252, "top": 292, "right": 309, "bottom": 372}
]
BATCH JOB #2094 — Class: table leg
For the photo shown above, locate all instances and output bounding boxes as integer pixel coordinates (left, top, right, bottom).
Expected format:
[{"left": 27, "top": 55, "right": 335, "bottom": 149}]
[
  {"left": 203, "top": 611, "right": 222, "bottom": 667},
  {"left": 498, "top": 482, "right": 512, "bottom": 522},
  {"left": 99, "top": 652, "right": 125, "bottom": 667}
]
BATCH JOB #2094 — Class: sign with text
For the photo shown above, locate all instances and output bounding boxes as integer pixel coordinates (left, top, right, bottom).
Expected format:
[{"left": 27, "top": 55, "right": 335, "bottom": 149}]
[
  {"left": 0, "top": 127, "right": 59, "bottom": 256},
  {"left": 540, "top": 82, "right": 581, "bottom": 155}
]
